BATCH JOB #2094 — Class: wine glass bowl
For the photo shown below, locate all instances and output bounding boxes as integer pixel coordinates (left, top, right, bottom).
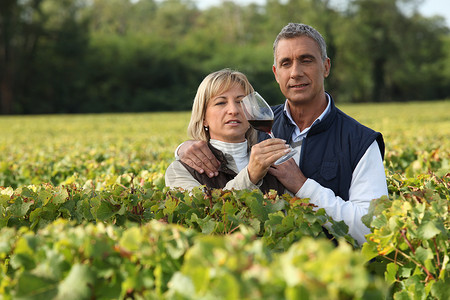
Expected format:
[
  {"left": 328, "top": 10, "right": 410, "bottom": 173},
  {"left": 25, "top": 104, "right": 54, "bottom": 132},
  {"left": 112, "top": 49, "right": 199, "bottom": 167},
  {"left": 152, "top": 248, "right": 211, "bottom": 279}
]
[{"left": 241, "top": 92, "right": 297, "bottom": 165}]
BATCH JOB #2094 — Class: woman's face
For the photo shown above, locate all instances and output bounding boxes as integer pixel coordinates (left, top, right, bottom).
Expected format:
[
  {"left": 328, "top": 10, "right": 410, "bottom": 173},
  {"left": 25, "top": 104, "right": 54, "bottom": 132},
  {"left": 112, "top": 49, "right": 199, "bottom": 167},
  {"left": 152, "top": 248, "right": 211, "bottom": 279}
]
[{"left": 203, "top": 84, "right": 250, "bottom": 143}]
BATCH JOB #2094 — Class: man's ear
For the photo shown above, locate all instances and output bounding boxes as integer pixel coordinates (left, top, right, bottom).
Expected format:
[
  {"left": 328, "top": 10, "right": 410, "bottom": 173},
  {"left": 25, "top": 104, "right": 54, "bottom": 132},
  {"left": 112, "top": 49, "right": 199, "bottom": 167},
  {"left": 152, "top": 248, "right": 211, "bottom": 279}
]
[
  {"left": 324, "top": 57, "right": 331, "bottom": 78},
  {"left": 272, "top": 65, "right": 280, "bottom": 83}
]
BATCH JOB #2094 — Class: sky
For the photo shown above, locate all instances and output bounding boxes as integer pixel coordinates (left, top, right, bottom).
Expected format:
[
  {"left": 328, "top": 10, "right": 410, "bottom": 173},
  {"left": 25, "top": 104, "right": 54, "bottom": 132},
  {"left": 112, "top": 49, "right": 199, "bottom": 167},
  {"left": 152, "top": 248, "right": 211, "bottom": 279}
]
[{"left": 193, "top": 0, "right": 450, "bottom": 27}]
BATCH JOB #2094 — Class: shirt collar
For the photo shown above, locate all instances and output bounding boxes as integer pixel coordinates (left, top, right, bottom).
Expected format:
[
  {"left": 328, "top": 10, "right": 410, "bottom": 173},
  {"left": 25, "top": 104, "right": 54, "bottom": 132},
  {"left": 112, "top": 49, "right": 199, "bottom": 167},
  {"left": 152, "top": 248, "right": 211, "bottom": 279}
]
[{"left": 283, "top": 93, "right": 331, "bottom": 141}]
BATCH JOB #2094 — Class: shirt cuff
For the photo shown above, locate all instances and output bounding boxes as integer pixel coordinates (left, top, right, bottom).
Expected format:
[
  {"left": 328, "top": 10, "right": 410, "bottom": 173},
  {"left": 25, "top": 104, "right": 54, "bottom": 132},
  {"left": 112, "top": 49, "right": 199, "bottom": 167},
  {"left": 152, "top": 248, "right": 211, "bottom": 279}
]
[{"left": 295, "top": 178, "right": 321, "bottom": 203}]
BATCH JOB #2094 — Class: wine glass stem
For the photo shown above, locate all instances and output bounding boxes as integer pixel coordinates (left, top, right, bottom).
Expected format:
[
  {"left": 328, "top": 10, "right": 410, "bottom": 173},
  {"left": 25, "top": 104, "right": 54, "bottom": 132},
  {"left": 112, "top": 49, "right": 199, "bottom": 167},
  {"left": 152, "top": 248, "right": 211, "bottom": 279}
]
[{"left": 268, "top": 132, "right": 275, "bottom": 138}]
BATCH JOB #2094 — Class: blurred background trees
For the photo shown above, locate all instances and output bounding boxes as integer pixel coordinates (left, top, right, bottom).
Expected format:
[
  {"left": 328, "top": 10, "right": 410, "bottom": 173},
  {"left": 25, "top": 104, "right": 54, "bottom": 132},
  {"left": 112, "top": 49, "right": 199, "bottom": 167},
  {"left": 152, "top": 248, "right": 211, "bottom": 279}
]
[{"left": 0, "top": 0, "right": 449, "bottom": 114}]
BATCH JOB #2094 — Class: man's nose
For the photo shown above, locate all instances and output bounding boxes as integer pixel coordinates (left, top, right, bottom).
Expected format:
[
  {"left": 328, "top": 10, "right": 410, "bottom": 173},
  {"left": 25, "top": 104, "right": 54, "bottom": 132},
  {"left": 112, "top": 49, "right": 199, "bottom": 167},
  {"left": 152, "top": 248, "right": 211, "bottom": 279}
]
[{"left": 290, "top": 61, "right": 304, "bottom": 78}]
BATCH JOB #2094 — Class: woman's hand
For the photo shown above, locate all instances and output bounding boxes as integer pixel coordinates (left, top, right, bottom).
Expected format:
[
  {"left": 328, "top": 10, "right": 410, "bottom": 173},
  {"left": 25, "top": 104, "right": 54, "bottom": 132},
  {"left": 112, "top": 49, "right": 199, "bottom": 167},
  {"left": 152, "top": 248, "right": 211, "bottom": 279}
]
[
  {"left": 247, "top": 138, "right": 291, "bottom": 184},
  {"left": 178, "top": 140, "right": 220, "bottom": 178},
  {"left": 268, "top": 158, "right": 307, "bottom": 194}
]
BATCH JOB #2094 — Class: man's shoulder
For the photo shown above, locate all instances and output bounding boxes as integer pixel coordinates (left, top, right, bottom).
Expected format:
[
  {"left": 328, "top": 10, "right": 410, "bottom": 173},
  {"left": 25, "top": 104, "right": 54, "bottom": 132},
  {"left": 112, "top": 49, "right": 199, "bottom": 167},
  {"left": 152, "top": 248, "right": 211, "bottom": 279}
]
[
  {"left": 334, "top": 108, "right": 376, "bottom": 133},
  {"left": 271, "top": 103, "right": 284, "bottom": 116}
]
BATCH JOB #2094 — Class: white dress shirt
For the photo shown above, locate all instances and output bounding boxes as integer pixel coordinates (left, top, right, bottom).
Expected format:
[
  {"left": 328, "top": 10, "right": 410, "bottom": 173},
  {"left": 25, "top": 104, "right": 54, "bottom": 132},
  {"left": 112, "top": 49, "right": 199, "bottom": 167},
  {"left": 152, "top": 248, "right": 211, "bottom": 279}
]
[{"left": 284, "top": 95, "right": 388, "bottom": 246}]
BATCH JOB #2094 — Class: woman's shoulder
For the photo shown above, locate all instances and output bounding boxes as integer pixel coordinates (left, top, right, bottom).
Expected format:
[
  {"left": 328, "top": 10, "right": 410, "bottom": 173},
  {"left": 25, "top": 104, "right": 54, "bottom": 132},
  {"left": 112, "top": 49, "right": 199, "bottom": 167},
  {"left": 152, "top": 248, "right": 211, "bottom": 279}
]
[{"left": 165, "top": 160, "right": 190, "bottom": 181}]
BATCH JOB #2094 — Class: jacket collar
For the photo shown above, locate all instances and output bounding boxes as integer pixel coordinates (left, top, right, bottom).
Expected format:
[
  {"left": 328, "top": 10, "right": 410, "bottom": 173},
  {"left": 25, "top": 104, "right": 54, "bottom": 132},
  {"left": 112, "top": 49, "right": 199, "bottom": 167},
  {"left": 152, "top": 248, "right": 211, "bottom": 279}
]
[
  {"left": 207, "top": 143, "right": 238, "bottom": 175},
  {"left": 281, "top": 92, "right": 337, "bottom": 137}
]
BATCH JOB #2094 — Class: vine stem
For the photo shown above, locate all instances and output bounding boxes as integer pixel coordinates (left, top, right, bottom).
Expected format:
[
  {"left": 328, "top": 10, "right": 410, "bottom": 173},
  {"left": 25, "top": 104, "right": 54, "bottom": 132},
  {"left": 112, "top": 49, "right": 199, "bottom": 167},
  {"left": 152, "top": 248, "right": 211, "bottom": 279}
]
[
  {"left": 381, "top": 254, "right": 405, "bottom": 267},
  {"left": 400, "top": 228, "right": 415, "bottom": 254},
  {"left": 399, "top": 228, "right": 436, "bottom": 282},
  {"left": 432, "top": 238, "right": 441, "bottom": 270},
  {"left": 396, "top": 248, "right": 435, "bottom": 282}
]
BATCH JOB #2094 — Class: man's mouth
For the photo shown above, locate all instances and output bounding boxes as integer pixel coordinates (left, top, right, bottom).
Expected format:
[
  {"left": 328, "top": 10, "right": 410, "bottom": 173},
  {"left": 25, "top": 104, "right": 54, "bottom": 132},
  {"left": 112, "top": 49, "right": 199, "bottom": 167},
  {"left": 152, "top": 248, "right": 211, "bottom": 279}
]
[{"left": 290, "top": 83, "right": 309, "bottom": 88}]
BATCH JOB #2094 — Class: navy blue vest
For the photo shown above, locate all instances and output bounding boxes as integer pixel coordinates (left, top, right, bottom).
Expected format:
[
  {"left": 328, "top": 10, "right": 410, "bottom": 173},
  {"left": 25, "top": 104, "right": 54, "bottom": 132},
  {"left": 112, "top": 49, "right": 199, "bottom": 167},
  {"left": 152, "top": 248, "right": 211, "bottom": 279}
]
[{"left": 258, "top": 94, "right": 384, "bottom": 201}]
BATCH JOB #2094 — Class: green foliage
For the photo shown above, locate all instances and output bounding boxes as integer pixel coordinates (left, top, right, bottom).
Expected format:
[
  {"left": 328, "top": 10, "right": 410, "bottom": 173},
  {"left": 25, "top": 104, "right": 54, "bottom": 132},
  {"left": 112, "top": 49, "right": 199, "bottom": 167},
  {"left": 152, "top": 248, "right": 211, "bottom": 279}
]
[
  {"left": 0, "top": 219, "right": 197, "bottom": 299},
  {"left": 0, "top": 219, "right": 385, "bottom": 299},
  {"left": 0, "top": 102, "right": 449, "bottom": 298},
  {"left": 0, "top": 178, "right": 352, "bottom": 249},
  {"left": 167, "top": 234, "right": 385, "bottom": 299},
  {"left": 362, "top": 173, "right": 449, "bottom": 299}
]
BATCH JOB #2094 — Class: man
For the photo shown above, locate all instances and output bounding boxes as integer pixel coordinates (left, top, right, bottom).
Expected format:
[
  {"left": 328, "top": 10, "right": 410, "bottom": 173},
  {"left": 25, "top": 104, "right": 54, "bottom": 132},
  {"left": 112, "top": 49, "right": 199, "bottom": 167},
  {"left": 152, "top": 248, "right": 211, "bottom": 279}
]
[{"left": 176, "top": 23, "right": 388, "bottom": 245}]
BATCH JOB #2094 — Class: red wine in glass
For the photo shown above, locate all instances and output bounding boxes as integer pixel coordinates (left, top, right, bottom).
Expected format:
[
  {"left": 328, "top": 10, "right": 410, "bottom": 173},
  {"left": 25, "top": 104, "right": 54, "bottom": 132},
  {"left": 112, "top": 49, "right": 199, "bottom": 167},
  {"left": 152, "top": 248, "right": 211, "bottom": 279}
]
[
  {"left": 248, "top": 119, "right": 274, "bottom": 134},
  {"left": 241, "top": 92, "right": 297, "bottom": 165}
]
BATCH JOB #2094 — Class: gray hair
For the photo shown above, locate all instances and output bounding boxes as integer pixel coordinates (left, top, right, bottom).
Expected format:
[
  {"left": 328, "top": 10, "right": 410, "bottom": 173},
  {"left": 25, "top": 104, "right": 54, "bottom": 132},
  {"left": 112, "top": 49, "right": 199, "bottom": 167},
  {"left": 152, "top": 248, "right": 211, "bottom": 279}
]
[{"left": 273, "top": 23, "right": 328, "bottom": 65}]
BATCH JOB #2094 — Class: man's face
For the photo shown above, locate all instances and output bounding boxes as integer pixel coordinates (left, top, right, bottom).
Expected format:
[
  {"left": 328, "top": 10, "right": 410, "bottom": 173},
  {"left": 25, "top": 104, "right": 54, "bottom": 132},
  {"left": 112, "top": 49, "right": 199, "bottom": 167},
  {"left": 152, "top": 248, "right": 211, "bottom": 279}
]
[{"left": 272, "top": 36, "right": 331, "bottom": 106}]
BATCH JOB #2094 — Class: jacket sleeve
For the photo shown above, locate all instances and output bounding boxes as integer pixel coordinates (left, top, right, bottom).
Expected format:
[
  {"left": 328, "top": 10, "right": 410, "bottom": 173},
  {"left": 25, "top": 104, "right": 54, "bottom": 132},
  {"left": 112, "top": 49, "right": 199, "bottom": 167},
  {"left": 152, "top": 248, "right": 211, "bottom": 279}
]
[
  {"left": 295, "top": 141, "right": 388, "bottom": 246},
  {"left": 165, "top": 161, "right": 203, "bottom": 190},
  {"left": 165, "top": 162, "right": 261, "bottom": 191},
  {"left": 223, "top": 166, "right": 261, "bottom": 191}
]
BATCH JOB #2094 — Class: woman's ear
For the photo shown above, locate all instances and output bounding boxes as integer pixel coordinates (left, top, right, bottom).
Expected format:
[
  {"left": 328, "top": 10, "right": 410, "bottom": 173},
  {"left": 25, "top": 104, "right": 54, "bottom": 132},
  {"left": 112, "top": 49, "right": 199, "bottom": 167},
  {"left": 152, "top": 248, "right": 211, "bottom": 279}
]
[{"left": 203, "top": 119, "right": 208, "bottom": 127}]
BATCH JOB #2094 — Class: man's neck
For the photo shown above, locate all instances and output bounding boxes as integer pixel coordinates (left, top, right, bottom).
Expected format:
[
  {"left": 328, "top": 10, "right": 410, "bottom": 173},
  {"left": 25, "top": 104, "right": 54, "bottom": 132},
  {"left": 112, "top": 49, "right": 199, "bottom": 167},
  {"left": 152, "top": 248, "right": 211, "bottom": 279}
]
[{"left": 287, "top": 93, "right": 328, "bottom": 132}]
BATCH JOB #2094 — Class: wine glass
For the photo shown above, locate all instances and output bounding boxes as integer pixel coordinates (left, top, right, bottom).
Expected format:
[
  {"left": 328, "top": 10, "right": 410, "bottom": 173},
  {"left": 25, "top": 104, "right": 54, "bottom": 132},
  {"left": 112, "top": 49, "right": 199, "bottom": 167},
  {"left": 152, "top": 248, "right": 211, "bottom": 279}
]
[{"left": 241, "top": 91, "right": 297, "bottom": 165}]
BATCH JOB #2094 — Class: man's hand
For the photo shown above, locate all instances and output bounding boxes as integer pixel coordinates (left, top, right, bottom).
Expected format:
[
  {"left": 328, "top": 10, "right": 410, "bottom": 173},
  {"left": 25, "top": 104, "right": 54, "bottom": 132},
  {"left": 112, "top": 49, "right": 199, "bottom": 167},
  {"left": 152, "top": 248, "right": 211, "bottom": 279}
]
[
  {"left": 178, "top": 140, "right": 220, "bottom": 178},
  {"left": 268, "top": 158, "right": 307, "bottom": 194},
  {"left": 247, "top": 139, "right": 291, "bottom": 184}
]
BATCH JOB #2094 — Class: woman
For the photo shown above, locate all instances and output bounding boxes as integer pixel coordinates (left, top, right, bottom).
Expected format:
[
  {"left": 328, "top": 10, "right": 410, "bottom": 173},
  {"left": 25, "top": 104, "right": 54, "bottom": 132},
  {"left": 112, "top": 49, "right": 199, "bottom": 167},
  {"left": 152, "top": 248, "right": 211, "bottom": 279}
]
[{"left": 165, "top": 69, "right": 291, "bottom": 193}]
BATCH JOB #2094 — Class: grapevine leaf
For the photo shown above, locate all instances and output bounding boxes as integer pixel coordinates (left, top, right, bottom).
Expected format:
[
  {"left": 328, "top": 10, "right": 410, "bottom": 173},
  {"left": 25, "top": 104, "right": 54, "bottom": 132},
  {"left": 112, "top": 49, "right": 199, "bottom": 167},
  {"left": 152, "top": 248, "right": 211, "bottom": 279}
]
[
  {"left": 190, "top": 214, "right": 215, "bottom": 234},
  {"left": 361, "top": 196, "right": 391, "bottom": 228},
  {"left": 21, "top": 187, "right": 37, "bottom": 198},
  {"left": 414, "top": 246, "right": 433, "bottom": 265},
  {"left": 0, "top": 227, "right": 16, "bottom": 253},
  {"left": 119, "top": 226, "right": 142, "bottom": 251},
  {"left": 96, "top": 200, "right": 118, "bottom": 221},
  {"left": 0, "top": 194, "right": 10, "bottom": 206},
  {"left": 39, "top": 190, "right": 53, "bottom": 206},
  {"left": 15, "top": 272, "right": 58, "bottom": 299},
  {"left": 167, "top": 272, "right": 196, "bottom": 297},
  {"left": 53, "top": 188, "right": 69, "bottom": 205},
  {"left": 265, "top": 199, "right": 287, "bottom": 213},
  {"left": 431, "top": 277, "right": 450, "bottom": 300},
  {"left": 8, "top": 197, "right": 33, "bottom": 217},
  {"left": 329, "top": 220, "right": 349, "bottom": 237},
  {"left": 244, "top": 193, "right": 268, "bottom": 223},
  {"left": 371, "top": 214, "right": 388, "bottom": 229},
  {"left": 393, "top": 289, "right": 414, "bottom": 300},
  {"left": 361, "top": 241, "right": 379, "bottom": 262},
  {"left": 56, "top": 264, "right": 94, "bottom": 300},
  {"left": 417, "top": 220, "right": 442, "bottom": 240},
  {"left": 385, "top": 262, "right": 399, "bottom": 285}
]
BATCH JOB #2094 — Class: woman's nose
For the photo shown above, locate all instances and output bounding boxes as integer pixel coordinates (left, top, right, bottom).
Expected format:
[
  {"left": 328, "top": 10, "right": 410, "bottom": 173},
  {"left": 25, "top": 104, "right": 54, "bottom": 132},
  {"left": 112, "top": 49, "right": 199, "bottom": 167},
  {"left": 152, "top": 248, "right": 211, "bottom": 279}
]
[{"left": 228, "top": 101, "right": 241, "bottom": 114}]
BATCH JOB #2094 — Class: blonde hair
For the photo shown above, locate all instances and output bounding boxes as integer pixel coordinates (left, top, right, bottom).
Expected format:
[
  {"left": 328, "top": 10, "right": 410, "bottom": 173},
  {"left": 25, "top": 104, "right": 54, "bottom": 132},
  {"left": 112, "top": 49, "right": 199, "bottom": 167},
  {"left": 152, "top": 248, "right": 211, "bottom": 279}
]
[{"left": 187, "top": 69, "right": 257, "bottom": 146}]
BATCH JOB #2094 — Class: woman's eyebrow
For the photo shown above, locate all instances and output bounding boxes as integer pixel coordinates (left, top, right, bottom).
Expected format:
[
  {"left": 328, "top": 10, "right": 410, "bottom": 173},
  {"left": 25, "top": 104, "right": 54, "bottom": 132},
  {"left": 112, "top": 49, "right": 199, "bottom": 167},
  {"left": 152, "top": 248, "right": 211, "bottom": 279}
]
[{"left": 212, "top": 95, "right": 226, "bottom": 101}]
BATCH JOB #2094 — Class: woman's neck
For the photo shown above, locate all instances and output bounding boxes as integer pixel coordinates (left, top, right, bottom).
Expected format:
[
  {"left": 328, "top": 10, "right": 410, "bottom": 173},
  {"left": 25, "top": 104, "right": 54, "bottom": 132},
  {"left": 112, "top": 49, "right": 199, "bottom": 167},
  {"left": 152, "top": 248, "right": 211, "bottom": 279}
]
[
  {"left": 210, "top": 139, "right": 249, "bottom": 172},
  {"left": 209, "top": 139, "right": 248, "bottom": 156}
]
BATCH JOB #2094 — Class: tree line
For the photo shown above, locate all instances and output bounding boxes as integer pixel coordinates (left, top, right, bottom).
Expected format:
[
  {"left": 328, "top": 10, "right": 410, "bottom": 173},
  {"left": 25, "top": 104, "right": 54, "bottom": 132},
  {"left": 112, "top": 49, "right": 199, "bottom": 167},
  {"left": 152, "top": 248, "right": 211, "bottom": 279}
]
[{"left": 1, "top": 0, "right": 449, "bottom": 114}]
